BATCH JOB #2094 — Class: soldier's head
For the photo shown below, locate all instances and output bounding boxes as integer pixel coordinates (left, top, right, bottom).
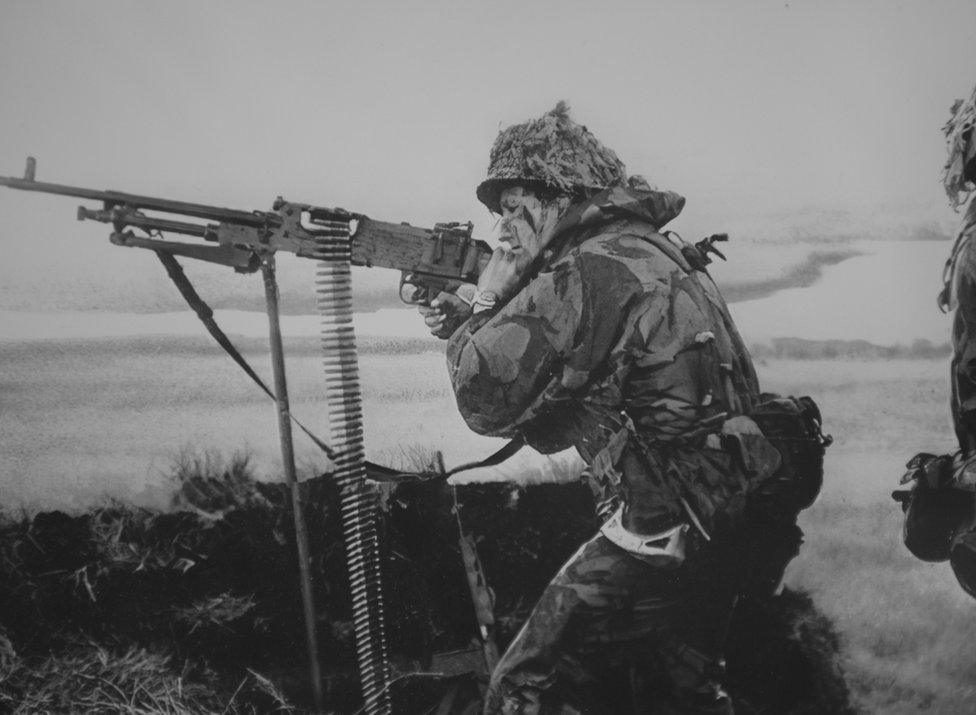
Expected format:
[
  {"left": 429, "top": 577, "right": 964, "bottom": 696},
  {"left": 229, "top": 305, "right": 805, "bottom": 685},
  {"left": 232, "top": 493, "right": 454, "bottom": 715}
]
[
  {"left": 476, "top": 101, "right": 627, "bottom": 217},
  {"left": 487, "top": 184, "right": 567, "bottom": 258},
  {"left": 943, "top": 83, "right": 976, "bottom": 208},
  {"left": 477, "top": 102, "right": 628, "bottom": 258}
]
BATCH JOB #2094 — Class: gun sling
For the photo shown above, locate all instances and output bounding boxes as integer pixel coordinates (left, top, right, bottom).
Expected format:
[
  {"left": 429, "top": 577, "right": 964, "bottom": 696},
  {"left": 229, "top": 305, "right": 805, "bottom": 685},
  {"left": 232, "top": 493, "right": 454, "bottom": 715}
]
[
  {"left": 155, "top": 251, "right": 338, "bottom": 461},
  {"left": 155, "top": 250, "right": 526, "bottom": 480}
]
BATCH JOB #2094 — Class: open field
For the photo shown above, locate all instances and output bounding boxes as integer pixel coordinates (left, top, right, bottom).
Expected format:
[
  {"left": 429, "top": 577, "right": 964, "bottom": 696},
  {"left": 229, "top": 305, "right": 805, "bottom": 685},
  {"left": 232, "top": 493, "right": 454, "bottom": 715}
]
[
  {"left": 755, "top": 359, "right": 975, "bottom": 713},
  {"left": 0, "top": 335, "right": 501, "bottom": 511},
  {"left": 2, "top": 337, "right": 975, "bottom": 712}
]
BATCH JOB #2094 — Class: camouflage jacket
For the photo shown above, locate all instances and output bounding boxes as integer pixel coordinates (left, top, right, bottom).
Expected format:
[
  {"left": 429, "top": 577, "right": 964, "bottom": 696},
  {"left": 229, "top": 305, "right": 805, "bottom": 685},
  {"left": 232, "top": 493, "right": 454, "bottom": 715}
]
[
  {"left": 945, "top": 199, "right": 976, "bottom": 453},
  {"left": 447, "top": 186, "right": 767, "bottom": 536}
]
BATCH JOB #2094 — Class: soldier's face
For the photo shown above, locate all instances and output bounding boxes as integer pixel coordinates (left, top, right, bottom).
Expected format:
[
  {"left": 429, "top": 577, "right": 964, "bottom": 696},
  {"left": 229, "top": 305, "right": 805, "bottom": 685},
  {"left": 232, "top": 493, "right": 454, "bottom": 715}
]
[{"left": 497, "top": 185, "right": 547, "bottom": 257}]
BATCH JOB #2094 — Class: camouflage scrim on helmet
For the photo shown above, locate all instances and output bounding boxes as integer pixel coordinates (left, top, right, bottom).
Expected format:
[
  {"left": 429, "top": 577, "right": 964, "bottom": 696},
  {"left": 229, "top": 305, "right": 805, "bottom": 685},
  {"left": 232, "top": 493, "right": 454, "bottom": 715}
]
[
  {"left": 943, "top": 81, "right": 976, "bottom": 208},
  {"left": 477, "top": 101, "right": 628, "bottom": 214}
]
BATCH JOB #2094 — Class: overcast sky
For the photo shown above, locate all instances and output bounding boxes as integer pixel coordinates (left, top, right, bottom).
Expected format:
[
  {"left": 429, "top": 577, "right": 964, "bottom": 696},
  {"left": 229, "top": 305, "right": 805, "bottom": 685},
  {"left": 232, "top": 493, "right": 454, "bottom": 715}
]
[{"left": 1, "top": 0, "right": 975, "bottom": 301}]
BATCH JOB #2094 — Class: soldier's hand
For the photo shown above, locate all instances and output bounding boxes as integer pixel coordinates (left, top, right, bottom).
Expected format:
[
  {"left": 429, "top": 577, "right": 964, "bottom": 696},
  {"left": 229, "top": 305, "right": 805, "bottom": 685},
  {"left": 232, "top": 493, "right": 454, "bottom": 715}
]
[
  {"left": 476, "top": 246, "right": 526, "bottom": 306},
  {"left": 478, "top": 197, "right": 569, "bottom": 304},
  {"left": 417, "top": 287, "right": 474, "bottom": 339}
]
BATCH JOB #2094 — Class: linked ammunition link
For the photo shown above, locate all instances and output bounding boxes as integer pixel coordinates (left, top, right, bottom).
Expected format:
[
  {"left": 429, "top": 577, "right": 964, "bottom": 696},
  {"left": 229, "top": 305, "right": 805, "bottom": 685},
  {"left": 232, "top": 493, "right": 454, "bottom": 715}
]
[{"left": 313, "top": 218, "right": 391, "bottom": 715}]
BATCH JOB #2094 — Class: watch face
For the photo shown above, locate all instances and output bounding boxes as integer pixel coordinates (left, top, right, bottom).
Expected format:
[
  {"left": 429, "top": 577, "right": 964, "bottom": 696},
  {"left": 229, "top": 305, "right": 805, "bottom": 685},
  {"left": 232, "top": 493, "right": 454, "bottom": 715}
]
[{"left": 475, "top": 289, "right": 498, "bottom": 306}]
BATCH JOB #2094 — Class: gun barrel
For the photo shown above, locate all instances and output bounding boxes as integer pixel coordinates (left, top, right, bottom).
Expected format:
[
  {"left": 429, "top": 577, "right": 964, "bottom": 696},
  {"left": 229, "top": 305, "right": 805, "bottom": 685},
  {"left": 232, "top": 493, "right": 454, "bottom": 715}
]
[{"left": 0, "top": 172, "right": 268, "bottom": 227}]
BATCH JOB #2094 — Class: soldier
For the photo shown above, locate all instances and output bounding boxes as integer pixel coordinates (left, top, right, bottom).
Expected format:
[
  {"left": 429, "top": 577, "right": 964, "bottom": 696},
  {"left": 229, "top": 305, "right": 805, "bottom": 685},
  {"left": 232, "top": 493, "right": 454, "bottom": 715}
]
[
  {"left": 421, "top": 103, "right": 805, "bottom": 714},
  {"left": 899, "top": 83, "right": 976, "bottom": 595}
]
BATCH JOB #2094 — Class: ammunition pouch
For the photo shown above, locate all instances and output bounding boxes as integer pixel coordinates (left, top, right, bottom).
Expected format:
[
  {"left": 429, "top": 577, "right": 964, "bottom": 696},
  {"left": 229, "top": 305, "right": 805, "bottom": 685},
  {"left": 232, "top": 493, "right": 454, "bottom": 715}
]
[
  {"left": 746, "top": 394, "right": 831, "bottom": 516},
  {"left": 895, "top": 452, "right": 974, "bottom": 563},
  {"left": 895, "top": 453, "right": 976, "bottom": 597},
  {"left": 731, "top": 394, "right": 830, "bottom": 599}
]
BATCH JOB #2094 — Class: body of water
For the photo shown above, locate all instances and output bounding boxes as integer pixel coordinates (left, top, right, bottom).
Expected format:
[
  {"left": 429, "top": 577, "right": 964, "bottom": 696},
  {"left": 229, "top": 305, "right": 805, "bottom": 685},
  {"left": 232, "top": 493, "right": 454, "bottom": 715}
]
[{"left": 0, "top": 239, "right": 952, "bottom": 346}]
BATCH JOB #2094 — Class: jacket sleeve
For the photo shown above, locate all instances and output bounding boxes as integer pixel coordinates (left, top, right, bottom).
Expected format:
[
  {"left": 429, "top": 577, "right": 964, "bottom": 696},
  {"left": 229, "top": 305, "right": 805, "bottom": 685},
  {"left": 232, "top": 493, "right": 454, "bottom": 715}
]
[
  {"left": 952, "top": 229, "right": 976, "bottom": 453},
  {"left": 445, "top": 240, "right": 659, "bottom": 439},
  {"left": 445, "top": 257, "right": 587, "bottom": 437}
]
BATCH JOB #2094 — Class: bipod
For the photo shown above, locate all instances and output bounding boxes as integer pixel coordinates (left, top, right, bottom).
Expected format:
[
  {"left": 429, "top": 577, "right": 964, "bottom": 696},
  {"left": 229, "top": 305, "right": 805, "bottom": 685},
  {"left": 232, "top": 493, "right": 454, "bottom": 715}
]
[{"left": 261, "top": 256, "right": 326, "bottom": 713}]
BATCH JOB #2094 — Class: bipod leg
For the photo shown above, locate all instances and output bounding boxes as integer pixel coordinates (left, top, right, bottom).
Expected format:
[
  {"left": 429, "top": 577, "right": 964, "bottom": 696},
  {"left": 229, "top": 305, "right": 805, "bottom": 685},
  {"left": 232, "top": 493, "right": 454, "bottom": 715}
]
[{"left": 261, "top": 256, "right": 325, "bottom": 713}]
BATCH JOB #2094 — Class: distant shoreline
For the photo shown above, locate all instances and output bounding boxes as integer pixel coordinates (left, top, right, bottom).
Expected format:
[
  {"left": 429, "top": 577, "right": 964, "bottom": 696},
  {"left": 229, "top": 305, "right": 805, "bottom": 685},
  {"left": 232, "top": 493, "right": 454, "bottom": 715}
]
[
  {"left": 0, "top": 242, "right": 939, "bottom": 351},
  {"left": 1, "top": 245, "right": 865, "bottom": 315},
  {"left": 721, "top": 249, "right": 861, "bottom": 303},
  {"left": 0, "top": 332, "right": 951, "bottom": 361}
]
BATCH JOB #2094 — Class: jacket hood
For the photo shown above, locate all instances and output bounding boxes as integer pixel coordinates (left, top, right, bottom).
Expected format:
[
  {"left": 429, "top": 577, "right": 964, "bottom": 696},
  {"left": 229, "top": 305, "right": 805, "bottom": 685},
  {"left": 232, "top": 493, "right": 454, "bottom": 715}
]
[{"left": 551, "top": 184, "right": 686, "bottom": 243}]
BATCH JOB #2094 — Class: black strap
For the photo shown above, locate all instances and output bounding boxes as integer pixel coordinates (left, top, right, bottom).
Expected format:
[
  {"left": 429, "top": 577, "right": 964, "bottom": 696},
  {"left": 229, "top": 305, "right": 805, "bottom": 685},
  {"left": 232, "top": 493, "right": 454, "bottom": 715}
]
[
  {"left": 155, "top": 251, "right": 336, "bottom": 460},
  {"left": 363, "top": 436, "right": 526, "bottom": 485},
  {"left": 444, "top": 435, "right": 526, "bottom": 478}
]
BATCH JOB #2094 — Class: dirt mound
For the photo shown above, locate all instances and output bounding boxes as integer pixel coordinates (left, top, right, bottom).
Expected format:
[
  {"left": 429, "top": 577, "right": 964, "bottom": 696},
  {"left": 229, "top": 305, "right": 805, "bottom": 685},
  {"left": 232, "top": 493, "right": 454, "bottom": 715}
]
[
  {"left": 727, "top": 589, "right": 856, "bottom": 714},
  {"left": 0, "top": 467, "right": 855, "bottom": 713}
]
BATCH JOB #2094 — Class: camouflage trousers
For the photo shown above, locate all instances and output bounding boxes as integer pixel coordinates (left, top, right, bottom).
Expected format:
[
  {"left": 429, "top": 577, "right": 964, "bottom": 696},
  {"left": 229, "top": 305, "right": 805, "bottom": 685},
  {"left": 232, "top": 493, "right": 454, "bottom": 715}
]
[{"left": 484, "top": 534, "right": 737, "bottom": 715}]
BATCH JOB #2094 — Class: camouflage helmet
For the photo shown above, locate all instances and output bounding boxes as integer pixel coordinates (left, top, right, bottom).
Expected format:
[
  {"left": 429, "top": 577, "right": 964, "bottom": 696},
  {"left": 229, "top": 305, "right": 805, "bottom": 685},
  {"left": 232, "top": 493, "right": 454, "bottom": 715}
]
[
  {"left": 476, "top": 101, "right": 627, "bottom": 214},
  {"left": 943, "top": 81, "right": 976, "bottom": 208}
]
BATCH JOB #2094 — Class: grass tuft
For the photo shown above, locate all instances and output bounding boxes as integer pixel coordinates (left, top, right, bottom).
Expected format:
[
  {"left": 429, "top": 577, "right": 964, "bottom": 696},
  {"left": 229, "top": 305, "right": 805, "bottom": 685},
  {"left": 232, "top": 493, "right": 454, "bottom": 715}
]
[
  {"left": 1, "top": 642, "right": 225, "bottom": 715},
  {"left": 170, "top": 447, "right": 266, "bottom": 514},
  {"left": 174, "top": 592, "right": 259, "bottom": 634}
]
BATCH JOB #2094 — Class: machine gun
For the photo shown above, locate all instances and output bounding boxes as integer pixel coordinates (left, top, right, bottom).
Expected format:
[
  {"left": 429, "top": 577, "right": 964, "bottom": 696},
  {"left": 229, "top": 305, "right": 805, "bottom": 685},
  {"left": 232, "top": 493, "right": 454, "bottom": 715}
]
[
  {"left": 0, "top": 156, "right": 491, "bottom": 305},
  {"left": 0, "top": 156, "right": 498, "bottom": 715}
]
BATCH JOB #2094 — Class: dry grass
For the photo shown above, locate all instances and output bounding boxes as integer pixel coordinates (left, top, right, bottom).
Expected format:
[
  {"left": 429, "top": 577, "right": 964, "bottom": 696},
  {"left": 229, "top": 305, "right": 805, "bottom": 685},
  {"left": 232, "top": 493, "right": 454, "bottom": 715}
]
[
  {"left": 1, "top": 642, "right": 224, "bottom": 715},
  {"left": 791, "top": 497, "right": 976, "bottom": 714},
  {"left": 170, "top": 447, "right": 269, "bottom": 514},
  {"left": 174, "top": 592, "right": 259, "bottom": 635},
  {"left": 373, "top": 443, "right": 445, "bottom": 475},
  {"left": 0, "top": 451, "right": 314, "bottom": 713},
  {"left": 0, "top": 640, "right": 298, "bottom": 714}
]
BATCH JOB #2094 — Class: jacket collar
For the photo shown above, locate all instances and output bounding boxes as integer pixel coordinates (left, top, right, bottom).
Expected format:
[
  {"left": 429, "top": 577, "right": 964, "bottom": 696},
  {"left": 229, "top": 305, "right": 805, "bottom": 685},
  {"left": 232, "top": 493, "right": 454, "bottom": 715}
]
[{"left": 545, "top": 185, "right": 686, "bottom": 261}]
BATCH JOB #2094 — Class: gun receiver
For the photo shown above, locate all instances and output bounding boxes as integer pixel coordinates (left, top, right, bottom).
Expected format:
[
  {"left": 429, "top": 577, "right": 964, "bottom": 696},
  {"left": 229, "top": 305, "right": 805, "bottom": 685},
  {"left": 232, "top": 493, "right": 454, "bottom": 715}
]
[{"left": 0, "top": 157, "right": 491, "bottom": 304}]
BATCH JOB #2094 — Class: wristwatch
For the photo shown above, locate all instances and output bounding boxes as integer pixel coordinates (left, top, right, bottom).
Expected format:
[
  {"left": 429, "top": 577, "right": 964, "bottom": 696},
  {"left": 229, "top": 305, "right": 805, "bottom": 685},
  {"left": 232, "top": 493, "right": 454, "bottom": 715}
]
[
  {"left": 454, "top": 283, "right": 478, "bottom": 307},
  {"left": 472, "top": 289, "right": 499, "bottom": 313}
]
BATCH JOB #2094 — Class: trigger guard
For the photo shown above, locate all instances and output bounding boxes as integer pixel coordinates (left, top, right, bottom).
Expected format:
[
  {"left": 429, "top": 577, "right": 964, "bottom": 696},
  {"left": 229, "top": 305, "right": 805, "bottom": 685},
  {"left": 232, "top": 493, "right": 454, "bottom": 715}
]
[{"left": 399, "top": 274, "right": 428, "bottom": 305}]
